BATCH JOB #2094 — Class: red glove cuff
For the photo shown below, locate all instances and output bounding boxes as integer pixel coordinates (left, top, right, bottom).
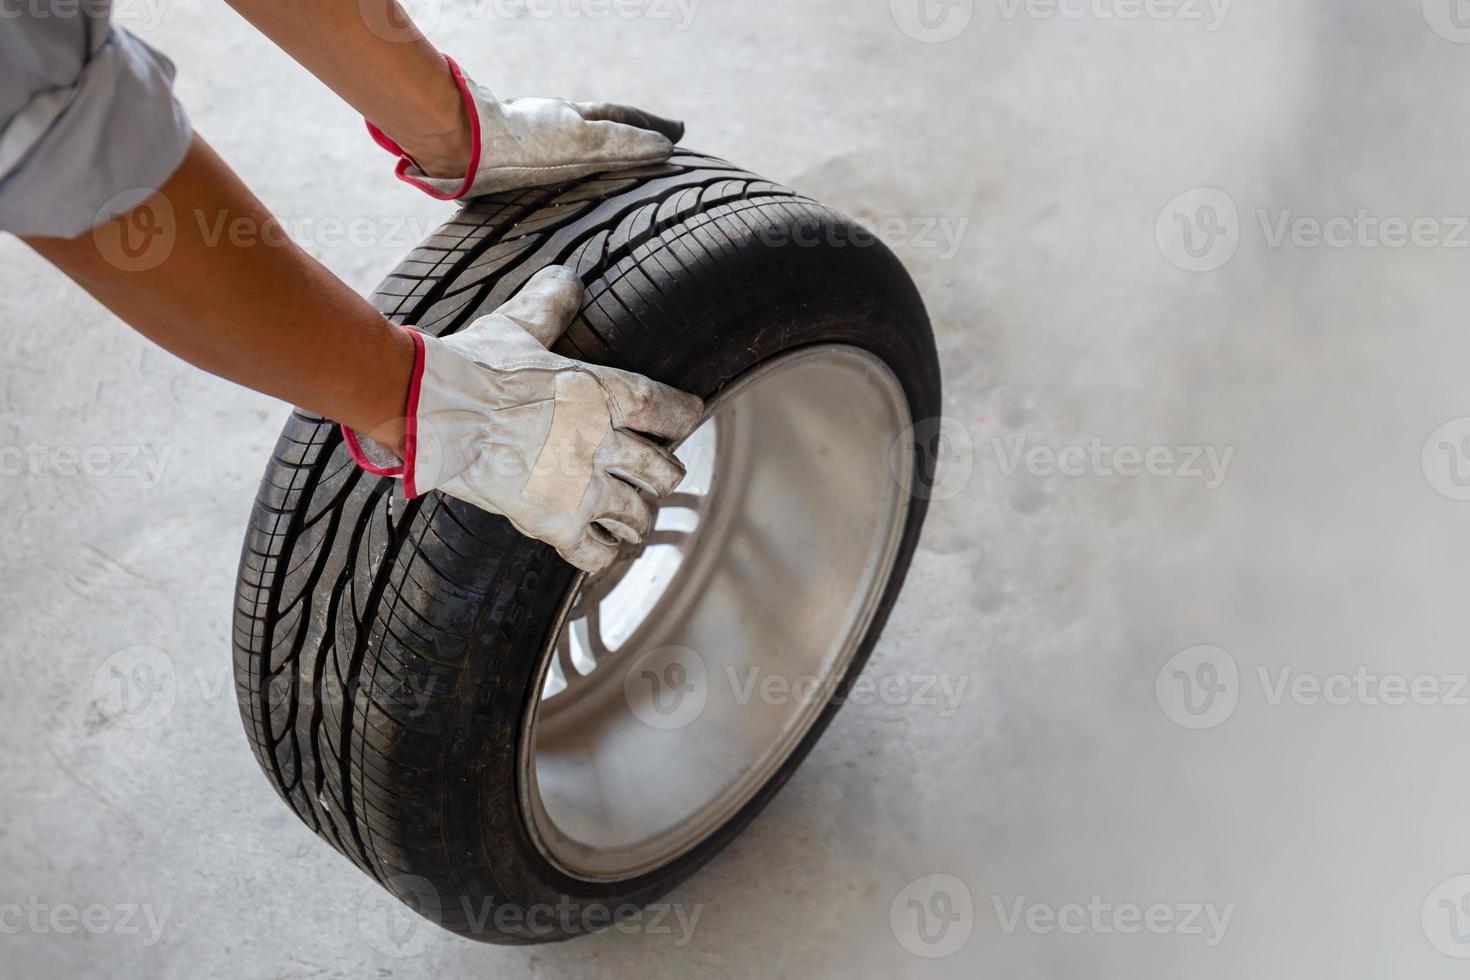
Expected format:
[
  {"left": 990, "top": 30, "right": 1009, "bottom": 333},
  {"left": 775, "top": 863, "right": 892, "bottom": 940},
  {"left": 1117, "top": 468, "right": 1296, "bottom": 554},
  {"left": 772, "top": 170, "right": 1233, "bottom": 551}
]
[
  {"left": 364, "top": 54, "right": 482, "bottom": 202},
  {"left": 341, "top": 327, "right": 428, "bottom": 498}
]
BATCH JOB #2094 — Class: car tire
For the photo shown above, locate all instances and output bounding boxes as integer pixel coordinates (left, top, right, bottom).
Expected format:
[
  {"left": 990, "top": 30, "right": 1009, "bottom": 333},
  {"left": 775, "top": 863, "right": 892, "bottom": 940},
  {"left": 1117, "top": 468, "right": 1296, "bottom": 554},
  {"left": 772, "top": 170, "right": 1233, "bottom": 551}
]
[{"left": 232, "top": 150, "right": 941, "bottom": 944}]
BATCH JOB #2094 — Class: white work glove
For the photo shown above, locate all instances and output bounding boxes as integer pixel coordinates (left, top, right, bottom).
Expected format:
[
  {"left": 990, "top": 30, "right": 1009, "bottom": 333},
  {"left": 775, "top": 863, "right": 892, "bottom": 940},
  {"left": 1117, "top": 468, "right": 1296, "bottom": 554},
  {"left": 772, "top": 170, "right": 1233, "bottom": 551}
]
[
  {"left": 342, "top": 267, "right": 704, "bottom": 575},
  {"left": 367, "top": 55, "right": 682, "bottom": 201}
]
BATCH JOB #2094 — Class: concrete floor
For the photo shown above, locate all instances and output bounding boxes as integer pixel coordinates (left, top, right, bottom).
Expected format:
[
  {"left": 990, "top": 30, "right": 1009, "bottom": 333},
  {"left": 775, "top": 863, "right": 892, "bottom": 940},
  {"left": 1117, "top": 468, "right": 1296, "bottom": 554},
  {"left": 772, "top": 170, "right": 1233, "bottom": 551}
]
[{"left": 6, "top": 0, "right": 1470, "bottom": 975}]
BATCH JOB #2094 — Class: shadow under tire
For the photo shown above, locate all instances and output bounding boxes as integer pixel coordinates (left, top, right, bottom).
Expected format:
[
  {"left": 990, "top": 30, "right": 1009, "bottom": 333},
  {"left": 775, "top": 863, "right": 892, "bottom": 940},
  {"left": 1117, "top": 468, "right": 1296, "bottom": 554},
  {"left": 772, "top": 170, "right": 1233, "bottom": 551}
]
[{"left": 232, "top": 151, "right": 941, "bottom": 944}]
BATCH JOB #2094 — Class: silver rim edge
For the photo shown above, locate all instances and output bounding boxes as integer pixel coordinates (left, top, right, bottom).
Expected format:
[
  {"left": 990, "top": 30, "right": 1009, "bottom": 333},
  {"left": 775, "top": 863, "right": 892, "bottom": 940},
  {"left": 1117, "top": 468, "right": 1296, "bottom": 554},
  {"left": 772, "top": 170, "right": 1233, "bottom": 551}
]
[{"left": 517, "top": 344, "right": 914, "bottom": 882}]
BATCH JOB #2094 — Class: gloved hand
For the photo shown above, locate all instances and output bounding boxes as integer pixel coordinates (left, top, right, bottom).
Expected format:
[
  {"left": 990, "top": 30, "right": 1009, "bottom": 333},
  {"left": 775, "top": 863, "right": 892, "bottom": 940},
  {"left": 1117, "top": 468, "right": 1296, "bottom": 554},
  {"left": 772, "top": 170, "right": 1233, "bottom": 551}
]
[
  {"left": 367, "top": 55, "right": 683, "bottom": 201},
  {"left": 343, "top": 266, "right": 704, "bottom": 574}
]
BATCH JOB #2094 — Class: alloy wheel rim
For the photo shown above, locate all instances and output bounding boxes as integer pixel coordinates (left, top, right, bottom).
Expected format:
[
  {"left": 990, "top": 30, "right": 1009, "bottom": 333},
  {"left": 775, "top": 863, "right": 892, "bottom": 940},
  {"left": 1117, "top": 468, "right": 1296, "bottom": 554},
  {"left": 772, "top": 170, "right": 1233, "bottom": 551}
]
[{"left": 519, "top": 345, "right": 914, "bottom": 882}]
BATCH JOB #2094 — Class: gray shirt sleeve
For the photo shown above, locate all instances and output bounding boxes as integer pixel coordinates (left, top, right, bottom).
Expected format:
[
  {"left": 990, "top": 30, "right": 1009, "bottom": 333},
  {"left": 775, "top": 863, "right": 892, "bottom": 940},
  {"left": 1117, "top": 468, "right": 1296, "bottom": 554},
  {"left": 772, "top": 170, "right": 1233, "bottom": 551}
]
[{"left": 0, "top": 3, "right": 193, "bottom": 237}]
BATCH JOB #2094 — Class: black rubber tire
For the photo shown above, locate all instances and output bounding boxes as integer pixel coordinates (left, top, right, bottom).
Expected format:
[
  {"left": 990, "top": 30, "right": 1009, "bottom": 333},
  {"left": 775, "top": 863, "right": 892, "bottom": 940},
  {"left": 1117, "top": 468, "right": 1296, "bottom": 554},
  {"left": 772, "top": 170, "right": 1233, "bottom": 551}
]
[{"left": 232, "top": 151, "right": 940, "bottom": 944}]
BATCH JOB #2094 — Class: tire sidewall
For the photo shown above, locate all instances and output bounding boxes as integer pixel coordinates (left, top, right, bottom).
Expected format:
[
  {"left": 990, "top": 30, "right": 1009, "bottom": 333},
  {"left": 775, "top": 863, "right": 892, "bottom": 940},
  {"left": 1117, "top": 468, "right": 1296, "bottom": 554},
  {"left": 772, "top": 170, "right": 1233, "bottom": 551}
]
[{"left": 431, "top": 210, "right": 939, "bottom": 941}]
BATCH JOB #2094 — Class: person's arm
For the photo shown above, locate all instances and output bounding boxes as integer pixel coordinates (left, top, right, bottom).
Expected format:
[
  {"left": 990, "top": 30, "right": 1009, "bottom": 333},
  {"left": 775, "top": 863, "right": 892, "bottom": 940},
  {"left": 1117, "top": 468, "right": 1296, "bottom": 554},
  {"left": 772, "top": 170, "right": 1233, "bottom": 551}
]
[
  {"left": 23, "top": 131, "right": 704, "bottom": 574},
  {"left": 218, "top": 0, "right": 473, "bottom": 178},
  {"left": 24, "top": 134, "right": 416, "bottom": 454},
  {"left": 14, "top": 1, "right": 700, "bottom": 573},
  {"left": 222, "top": 0, "right": 684, "bottom": 200}
]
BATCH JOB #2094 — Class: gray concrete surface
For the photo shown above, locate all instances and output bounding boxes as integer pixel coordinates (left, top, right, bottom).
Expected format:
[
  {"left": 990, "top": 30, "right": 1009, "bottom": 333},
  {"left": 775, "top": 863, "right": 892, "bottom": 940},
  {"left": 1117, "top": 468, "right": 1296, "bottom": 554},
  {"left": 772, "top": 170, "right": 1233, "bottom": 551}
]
[{"left": 5, "top": 0, "right": 1470, "bottom": 975}]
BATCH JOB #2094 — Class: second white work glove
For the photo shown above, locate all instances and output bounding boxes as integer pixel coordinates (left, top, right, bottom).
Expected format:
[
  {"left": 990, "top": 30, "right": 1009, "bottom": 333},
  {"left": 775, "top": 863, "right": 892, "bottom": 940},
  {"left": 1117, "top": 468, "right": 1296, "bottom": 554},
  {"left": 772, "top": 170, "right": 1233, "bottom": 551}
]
[
  {"left": 367, "top": 55, "right": 683, "bottom": 201},
  {"left": 343, "top": 266, "right": 705, "bottom": 574}
]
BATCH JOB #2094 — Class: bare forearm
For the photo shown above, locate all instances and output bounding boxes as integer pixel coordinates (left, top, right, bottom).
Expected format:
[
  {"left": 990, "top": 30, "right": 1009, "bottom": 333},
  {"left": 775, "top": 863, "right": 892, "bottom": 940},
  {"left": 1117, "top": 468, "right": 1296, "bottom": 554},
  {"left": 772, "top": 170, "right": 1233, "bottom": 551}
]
[
  {"left": 24, "top": 134, "right": 414, "bottom": 452},
  {"left": 220, "top": 0, "right": 471, "bottom": 176}
]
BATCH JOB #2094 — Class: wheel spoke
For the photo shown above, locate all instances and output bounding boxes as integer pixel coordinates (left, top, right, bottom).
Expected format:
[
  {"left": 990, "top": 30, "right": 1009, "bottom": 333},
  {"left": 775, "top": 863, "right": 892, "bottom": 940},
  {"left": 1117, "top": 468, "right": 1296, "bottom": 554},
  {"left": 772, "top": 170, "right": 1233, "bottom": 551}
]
[
  {"left": 569, "top": 585, "right": 599, "bottom": 617},
  {"left": 581, "top": 603, "right": 610, "bottom": 664},
  {"left": 540, "top": 633, "right": 571, "bottom": 698},
  {"left": 662, "top": 492, "right": 706, "bottom": 512},
  {"left": 565, "top": 605, "right": 611, "bottom": 673},
  {"left": 644, "top": 528, "right": 692, "bottom": 550},
  {"left": 554, "top": 630, "right": 579, "bottom": 686}
]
